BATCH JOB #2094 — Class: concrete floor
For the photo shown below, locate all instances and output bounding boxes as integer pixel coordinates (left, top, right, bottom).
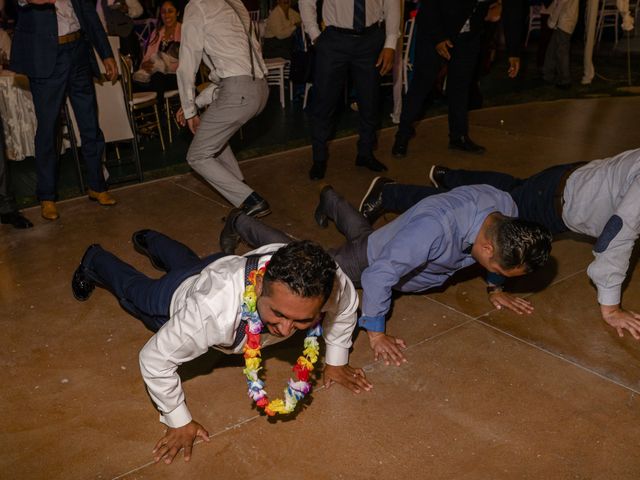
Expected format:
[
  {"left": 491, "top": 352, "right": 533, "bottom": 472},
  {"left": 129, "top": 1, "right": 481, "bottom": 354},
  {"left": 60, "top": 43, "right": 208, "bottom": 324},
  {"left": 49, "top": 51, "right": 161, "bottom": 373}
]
[{"left": 2, "top": 97, "right": 640, "bottom": 479}]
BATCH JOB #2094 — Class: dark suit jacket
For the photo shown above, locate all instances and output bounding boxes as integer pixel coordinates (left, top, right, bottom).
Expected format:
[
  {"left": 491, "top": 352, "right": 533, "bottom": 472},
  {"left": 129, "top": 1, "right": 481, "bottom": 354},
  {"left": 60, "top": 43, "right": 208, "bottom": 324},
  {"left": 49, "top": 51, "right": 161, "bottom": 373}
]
[
  {"left": 417, "top": 0, "right": 524, "bottom": 57},
  {"left": 10, "top": 0, "right": 113, "bottom": 79}
]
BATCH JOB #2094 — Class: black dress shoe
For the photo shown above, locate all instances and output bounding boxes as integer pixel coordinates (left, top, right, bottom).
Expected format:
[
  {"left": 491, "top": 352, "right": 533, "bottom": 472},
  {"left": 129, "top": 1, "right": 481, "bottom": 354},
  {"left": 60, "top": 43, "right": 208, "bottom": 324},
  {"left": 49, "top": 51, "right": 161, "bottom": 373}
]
[
  {"left": 448, "top": 135, "right": 486, "bottom": 155},
  {"left": 428, "top": 165, "right": 450, "bottom": 189},
  {"left": 355, "top": 154, "right": 388, "bottom": 172},
  {"left": 220, "top": 208, "right": 244, "bottom": 255},
  {"left": 72, "top": 245, "right": 100, "bottom": 301},
  {"left": 241, "top": 192, "right": 271, "bottom": 218},
  {"left": 314, "top": 185, "right": 333, "bottom": 228},
  {"left": 391, "top": 137, "right": 408, "bottom": 158},
  {"left": 132, "top": 229, "right": 166, "bottom": 271},
  {"left": 359, "top": 176, "right": 394, "bottom": 224},
  {"left": 0, "top": 211, "right": 33, "bottom": 229},
  {"left": 309, "top": 162, "right": 327, "bottom": 181}
]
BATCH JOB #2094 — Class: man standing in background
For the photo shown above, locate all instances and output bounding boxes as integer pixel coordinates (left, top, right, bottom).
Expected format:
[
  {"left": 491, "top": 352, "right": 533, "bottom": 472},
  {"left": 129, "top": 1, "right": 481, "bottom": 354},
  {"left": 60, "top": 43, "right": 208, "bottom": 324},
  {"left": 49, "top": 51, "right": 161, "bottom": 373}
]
[
  {"left": 300, "top": 0, "right": 401, "bottom": 180},
  {"left": 11, "top": 0, "right": 118, "bottom": 220}
]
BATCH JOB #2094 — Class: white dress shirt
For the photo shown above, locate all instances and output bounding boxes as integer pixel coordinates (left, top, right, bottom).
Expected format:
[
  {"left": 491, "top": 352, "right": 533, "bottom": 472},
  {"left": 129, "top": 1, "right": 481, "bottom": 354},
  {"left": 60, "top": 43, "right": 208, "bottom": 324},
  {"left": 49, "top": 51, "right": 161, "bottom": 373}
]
[
  {"left": 562, "top": 148, "right": 640, "bottom": 306},
  {"left": 139, "top": 244, "right": 359, "bottom": 428},
  {"left": 177, "top": 0, "right": 268, "bottom": 119},
  {"left": 299, "top": 0, "right": 401, "bottom": 50},
  {"left": 54, "top": 0, "right": 82, "bottom": 36}
]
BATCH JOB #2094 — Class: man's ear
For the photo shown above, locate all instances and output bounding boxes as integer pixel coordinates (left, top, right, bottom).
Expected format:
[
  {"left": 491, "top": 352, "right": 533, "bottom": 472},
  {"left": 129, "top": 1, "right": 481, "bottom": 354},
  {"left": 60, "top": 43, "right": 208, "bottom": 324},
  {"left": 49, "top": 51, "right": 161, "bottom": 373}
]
[
  {"left": 255, "top": 274, "right": 264, "bottom": 297},
  {"left": 482, "top": 239, "right": 495, "bottom": 259}
]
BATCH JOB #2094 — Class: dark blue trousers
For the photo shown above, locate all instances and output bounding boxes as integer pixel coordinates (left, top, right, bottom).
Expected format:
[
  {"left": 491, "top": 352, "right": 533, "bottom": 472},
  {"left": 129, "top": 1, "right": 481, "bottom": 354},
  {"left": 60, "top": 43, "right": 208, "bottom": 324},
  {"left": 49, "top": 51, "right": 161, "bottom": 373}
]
[
  {"left": 397, "top": 29, "right": 482, "bottom": 141},
  {"left": 29, "top": 38, "right": 107, "bottom": 200},
  {"left": 311, "top": 27, "right": 385, "bottom": 163},
  {"left": 381, "top": 163, "right": 583, "bottom": 235},
  {"left": 82, "top": 231, "right": 225, "bottom": 332}
]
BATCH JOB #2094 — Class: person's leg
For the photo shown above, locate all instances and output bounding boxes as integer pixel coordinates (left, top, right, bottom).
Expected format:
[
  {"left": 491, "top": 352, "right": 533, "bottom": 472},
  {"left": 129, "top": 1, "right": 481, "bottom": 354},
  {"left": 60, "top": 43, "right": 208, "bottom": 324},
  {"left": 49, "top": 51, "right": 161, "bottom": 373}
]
[
  {"left": 328, "top": 236, "right": 370, "bottom": 287},
  {"left": 143, "top": 230, "right": 202, "bottom": 272},
  {"left": 396, "top": 34, "right": 440, "bottom": 142},
  {"left": 380, "top": 184, "right": 441, "bottom": 213},
  {"left": 234, "top": 213, "right": 294, "bottom": 247},
  {"left": 67, "top": 40, "right": 108, "bottom": 194},
  {"left": 29, "top": 47, "right": 73, "bottom": 201},
  {"left": 446, "top": 33, "right": 482, "bottom": 139},
  {"left": 441, "top": 168, "right": 523, "bottom": 191},
  {"left": 543, "top": 29, "right": 559, "bottom": 83},
  {"left": 555, "top": 29, "right": 572, "bottom": 86},
  {"left": 82, "top": 245, "right": 224, "bottom": 331},
  {"left": 321, "top": 187, "right": 373, "bottom": 242},
  {"left": 0, "top": 127, "right": 17, "bottom": 214},
  {"left": 537, "top": 14, "right": 553, "bottom": 70},
  {"left": 185, "top": 77, "right": 265, "bottom": 206},
  {"left": 350, "top": 28, "right": 385, "bottom": 158},
  {"left": 309, "top": 29, "right": 350, "bottom": 165}
]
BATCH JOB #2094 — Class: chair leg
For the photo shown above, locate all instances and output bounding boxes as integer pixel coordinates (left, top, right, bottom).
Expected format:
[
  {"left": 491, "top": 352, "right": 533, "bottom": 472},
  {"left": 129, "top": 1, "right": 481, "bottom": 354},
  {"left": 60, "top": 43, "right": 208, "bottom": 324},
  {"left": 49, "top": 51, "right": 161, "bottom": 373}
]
[
  {"left": 165, "top": 97, "right": 173, "bottom": 144},
  {"left": 279, "top": 69, "right": 285, "bottom": 108},
  {"left": 153, "top": 104, "right": 166, "bottom": 151},
  {"left": 115, "top": 145, "right": 121, "bottom": 160}
]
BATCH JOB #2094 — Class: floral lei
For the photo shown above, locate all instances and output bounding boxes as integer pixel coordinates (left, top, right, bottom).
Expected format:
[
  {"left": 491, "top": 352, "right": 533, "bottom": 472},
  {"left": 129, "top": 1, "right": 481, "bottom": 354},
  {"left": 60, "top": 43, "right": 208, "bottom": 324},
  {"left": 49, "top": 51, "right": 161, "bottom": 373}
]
[{"left": 242, "top": 265, "right": 322, "bottom": 416}]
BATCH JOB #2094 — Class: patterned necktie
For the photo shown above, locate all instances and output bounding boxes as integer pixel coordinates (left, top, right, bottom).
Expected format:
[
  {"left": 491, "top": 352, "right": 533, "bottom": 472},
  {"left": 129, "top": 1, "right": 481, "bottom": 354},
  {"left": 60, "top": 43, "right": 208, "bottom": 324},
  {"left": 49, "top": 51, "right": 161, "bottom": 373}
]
[{"left": 353, "top": 0, "right": 366, "bottom": 31}]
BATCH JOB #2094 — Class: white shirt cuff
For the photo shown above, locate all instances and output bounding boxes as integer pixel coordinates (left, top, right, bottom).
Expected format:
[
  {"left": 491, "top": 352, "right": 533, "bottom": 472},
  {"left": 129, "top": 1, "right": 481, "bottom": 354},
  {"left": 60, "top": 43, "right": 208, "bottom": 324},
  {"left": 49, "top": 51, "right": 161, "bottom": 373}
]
[
  {"left": 384, "top": 34, "right": 399, "bottom": 50},
  {"left": 159, "top": 402, "right": 193, "bottom": 428},
  {"left": 597, "top": 286, "right": 622, "bottom": 307},
  {"left": 324, "top": 345, "right": 348, "bottom": 366}
]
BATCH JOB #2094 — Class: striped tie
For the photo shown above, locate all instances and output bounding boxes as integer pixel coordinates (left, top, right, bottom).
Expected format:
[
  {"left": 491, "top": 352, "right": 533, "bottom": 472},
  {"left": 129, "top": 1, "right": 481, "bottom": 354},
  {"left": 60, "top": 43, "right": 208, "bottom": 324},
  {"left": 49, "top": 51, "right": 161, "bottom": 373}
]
[{"left": 353, "top": 0, "right": 366, "bottom": 31}]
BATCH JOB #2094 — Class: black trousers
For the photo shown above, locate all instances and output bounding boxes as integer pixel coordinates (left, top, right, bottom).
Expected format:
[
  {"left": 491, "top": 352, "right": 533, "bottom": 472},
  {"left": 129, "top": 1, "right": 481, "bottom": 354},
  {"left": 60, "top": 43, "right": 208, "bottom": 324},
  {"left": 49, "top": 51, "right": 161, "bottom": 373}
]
[
  {"left": 0, "top": 126, "right": 17, "bottom": 215},
  {"left": 311, "top": 26, "right": 385, "bottom": 164},
  {"left": 397, "top": 29, "right": 482, "bottom": 141}
]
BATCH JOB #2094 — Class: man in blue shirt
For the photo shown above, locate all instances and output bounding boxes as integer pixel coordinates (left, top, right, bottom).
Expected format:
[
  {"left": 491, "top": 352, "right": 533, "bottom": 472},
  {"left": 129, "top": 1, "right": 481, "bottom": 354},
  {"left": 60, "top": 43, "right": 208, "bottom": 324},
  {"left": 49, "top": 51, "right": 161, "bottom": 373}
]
[{"left": 219, "top": 184, "right": 553, "bottom": 366}]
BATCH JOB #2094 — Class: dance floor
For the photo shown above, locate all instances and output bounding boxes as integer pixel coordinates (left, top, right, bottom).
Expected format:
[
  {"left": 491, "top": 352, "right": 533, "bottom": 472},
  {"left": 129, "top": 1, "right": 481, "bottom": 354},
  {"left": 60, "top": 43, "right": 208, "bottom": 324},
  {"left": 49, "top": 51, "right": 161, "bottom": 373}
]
[{"left": 2, "top": 96, "right": 639, "bottom": 479}]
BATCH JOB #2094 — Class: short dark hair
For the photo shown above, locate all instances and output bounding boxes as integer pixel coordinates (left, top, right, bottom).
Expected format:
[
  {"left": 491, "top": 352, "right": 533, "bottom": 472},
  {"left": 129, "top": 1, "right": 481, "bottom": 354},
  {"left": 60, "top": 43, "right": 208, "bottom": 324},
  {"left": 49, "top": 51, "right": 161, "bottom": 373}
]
[
  {"left": 263, "top": 241, "right": 337, "bottom": 301},
  {"left": 490, "top": 216, "right": 553, "bottom": 272}
]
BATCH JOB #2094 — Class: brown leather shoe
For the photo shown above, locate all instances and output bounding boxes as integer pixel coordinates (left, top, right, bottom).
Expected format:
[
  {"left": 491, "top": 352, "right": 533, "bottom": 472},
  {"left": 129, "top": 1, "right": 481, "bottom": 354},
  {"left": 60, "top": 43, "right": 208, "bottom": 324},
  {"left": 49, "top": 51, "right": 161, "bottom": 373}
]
[
  {"left": 88, "top": 189, "right": 117, "bottom": 206},
  {"left": 41, "top": 201, "right": 59, "bottom": 220}
]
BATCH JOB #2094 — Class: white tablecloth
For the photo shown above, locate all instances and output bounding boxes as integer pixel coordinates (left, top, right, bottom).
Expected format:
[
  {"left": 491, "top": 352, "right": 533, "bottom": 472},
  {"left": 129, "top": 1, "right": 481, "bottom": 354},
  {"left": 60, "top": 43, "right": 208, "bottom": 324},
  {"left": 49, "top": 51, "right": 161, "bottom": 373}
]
[{"left": 0, "top": 70, "right": 36, "bottom": 161}]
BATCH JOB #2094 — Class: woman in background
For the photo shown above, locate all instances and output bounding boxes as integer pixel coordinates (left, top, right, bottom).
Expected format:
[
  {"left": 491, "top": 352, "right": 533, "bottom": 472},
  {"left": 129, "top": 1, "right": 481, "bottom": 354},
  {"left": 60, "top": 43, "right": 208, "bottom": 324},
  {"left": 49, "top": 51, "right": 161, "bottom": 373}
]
[{"left": 262, "top": 0, "right": 300, "bottom": 59}]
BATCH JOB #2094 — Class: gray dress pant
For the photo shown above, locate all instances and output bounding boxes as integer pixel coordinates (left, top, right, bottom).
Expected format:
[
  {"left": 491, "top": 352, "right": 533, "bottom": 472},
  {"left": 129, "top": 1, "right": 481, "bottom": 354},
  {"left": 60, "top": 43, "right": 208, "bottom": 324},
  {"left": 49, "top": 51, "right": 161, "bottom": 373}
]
[
  {"left": 186, "top": 76, "right": 269, "bottom": 207},
  {"left": 234, "top": 188, "right": 372, "bottom": 286}
]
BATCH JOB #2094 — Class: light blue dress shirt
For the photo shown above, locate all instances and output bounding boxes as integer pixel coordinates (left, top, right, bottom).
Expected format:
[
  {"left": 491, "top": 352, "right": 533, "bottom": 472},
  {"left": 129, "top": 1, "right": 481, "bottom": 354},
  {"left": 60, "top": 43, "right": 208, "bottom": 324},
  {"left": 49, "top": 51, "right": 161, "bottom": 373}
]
[{"left": 359, "top": 185, "right": 518, "bottom": 332}]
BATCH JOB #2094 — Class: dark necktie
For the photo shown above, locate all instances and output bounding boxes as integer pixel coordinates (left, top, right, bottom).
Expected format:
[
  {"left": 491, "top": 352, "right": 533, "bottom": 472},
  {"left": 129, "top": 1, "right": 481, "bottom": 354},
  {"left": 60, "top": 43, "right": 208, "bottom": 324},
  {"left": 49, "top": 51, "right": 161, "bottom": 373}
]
[{"left": 353, "top": 0, "right": 366, "bottom": 32}]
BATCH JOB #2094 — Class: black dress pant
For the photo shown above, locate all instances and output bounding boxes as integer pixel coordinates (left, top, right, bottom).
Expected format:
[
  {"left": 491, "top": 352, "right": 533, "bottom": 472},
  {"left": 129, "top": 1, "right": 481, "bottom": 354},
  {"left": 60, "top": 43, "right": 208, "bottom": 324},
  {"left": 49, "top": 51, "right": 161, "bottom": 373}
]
[
  {"left": 311, "top": 26, "right": 385, "bottom": 164},
  {"left": 397, "top": 29, "right": 482, "bottom": 141}
]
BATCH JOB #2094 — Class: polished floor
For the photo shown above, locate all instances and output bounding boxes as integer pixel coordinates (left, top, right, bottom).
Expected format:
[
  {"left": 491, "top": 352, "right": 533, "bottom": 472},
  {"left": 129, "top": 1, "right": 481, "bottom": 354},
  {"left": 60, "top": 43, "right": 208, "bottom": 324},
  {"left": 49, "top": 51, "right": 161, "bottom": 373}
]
[{"left": 2, "top": 97, "right": 640, "bottom": 479}]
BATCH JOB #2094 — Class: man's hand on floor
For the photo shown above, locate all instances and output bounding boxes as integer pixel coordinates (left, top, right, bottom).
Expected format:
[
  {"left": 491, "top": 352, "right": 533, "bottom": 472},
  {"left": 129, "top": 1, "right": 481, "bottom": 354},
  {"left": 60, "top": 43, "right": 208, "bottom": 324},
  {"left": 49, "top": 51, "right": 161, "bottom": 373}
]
[
  {"left": 489, "top": 291, "right": 534, "bottom": 315},
  {"left": 601, "top": 305, "right": 640, "bottom": 340},
  {"left": 367, "top": 331, "right": 407, "bottom": 366},
  {"left": 153, "top": 420, "right": 210, "bottom": 464},
  {"left": 323, "top": 364, "right": 372, "bottom": 393}
]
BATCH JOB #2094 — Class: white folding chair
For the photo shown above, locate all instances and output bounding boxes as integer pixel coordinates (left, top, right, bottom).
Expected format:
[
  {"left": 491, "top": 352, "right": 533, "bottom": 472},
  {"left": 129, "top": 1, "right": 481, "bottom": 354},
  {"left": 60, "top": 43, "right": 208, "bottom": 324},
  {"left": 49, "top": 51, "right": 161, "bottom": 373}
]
[
  {"left": 264, "top": 57, "right": 290, "bottom": 108},
  {"left": 596, "top": 0, "right": 620, "bottom": 48},
  {"left": 402, "top": 17, "right": 416, "bottom": 94},
  {"left": 525, "top": 5, "right": 542, "bottom": 47},
  {"left": 248, "top": 9, "right": 260, "bottom": 22}
]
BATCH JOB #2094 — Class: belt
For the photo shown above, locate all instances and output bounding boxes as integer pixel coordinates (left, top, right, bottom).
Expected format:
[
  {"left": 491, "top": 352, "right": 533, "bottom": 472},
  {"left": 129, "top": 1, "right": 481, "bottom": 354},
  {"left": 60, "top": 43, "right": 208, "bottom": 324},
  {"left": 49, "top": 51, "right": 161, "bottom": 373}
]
[
  {"left": 326, "top": 22, "right": 384, "bottom": 36},
  {"left": 58, "top": 31, "right": 82, "bottom": 45},
  {"left": 553, "top": 162, "right": 586, "bottom": 217}
]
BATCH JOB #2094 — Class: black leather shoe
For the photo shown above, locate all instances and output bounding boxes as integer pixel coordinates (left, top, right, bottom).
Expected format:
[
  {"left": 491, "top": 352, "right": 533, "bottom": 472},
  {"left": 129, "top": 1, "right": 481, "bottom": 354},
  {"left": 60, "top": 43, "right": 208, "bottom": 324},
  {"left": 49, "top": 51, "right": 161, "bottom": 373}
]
[
  {"left": 355, "top": 154, "right": 388, "bottom": 172},
  {"left": 359, "top": 177, "right": 394, "bottom": 224},
  {"left": 241, "top": 192, "right": 271, "bottom": 218},
  {"left": 391, "top": 137, "right": 408, "bottom": 158},
  {"left": 309, "top": 162, "right": 327, "bottom": 181},
  {"left": 0, "top": 211, "right": 33, "bottom": 229},
  {"left": 428, "top": 165, "right": 450, "bottom": 189},
  {"left": 220, "top": 208, "right": 244, "bottom": 255},
  {"left": 132, "top": 229, "right": 166, "bottom": 271},
  {"left": 314, "top": 185, "right": 333, "bottom": 228},
  {"left": 72, "top": 245, "right": 100, "bottom": 301},
  {"left": 448, "top": 135, "right": 486, "bottom": 155}
]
